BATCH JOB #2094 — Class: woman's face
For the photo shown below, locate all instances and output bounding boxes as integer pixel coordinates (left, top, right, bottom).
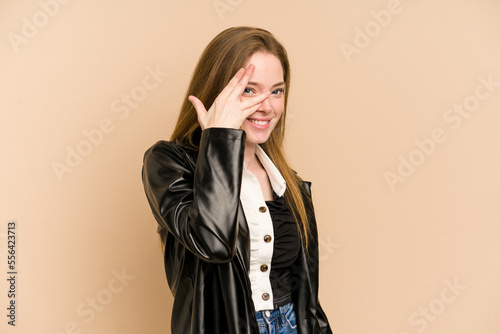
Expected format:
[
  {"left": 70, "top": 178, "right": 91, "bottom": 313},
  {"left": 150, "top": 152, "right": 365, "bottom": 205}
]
[{"left": 240, "top": 51, "right": 285, "bottom": 145}]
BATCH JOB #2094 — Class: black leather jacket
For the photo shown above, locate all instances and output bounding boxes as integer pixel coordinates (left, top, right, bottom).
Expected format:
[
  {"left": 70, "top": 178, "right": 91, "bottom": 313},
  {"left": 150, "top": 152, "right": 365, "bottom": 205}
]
[{"left": 142, "top": 128, "right": 332, "bottom": 334}]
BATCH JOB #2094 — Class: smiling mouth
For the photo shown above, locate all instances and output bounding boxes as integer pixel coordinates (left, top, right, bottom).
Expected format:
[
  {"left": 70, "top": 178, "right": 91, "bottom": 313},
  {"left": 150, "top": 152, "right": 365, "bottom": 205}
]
[{"left": 248, "top": 119, "right": 270, "bottom": 126}]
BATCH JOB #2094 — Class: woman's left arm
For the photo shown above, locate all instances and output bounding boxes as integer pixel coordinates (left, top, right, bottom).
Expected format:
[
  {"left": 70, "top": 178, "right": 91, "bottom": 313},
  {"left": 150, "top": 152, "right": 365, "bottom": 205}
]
[{"left": 315, "top": 300, "right": 333, "bottom": 334}]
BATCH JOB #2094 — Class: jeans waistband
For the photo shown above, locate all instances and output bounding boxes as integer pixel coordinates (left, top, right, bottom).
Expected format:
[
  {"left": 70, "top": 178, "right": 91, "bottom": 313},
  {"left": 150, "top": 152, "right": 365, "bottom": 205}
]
[{"left": 255, "top": 301, "right": 293, "bottom": 319}]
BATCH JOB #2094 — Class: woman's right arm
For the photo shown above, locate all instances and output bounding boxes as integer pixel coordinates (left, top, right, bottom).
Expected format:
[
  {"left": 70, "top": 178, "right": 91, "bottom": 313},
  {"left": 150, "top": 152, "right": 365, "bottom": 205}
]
[{"left": 142, "top": 128, "right": 246, "bottom": 263}]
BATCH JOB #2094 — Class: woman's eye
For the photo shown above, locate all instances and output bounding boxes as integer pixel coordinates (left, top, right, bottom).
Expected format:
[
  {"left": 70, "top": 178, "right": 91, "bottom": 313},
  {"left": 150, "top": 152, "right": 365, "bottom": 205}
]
[
  {"left": 272, "top": 88, "right": 284, "bottom": 95},
  {"left": 243, "top": 88, "right": 253, "bottom": 94}
]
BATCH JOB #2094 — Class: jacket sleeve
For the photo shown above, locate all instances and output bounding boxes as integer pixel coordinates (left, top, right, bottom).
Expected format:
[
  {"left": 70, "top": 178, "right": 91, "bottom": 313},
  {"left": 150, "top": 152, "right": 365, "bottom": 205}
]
[
  {"left": 142, "top": 128, "right": 246, "bottom": 264},
  {"left": 315, "top": 300, "right": 333, "bottom": 334},
  {"left": 300, "top": 181, "right": 334, "bottom": 334}
]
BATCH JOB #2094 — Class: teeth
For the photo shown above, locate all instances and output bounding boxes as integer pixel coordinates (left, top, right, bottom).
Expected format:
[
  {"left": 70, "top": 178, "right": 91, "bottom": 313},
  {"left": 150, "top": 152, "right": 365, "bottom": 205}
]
[{"left": 249, "top": 119, "right": 269, "bottom": 125}]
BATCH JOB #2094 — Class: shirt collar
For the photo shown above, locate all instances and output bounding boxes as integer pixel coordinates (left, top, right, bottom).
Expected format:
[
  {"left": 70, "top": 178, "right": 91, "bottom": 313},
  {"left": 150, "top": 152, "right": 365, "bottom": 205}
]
[{"left": 253, "top": 145, "right": 286, "bottom": 197}]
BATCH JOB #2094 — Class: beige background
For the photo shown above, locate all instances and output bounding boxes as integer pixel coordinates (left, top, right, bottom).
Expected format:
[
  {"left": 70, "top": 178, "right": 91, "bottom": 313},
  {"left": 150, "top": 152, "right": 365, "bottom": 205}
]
[{"left": 1, "top": 0, "right": 500, "bottom": 333}]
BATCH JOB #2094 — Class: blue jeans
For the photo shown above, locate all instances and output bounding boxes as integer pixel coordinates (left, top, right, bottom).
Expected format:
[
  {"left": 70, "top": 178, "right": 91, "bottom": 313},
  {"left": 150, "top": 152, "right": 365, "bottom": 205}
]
[{"left": 255, "top": 302, "right": 298, "bottom": 334}]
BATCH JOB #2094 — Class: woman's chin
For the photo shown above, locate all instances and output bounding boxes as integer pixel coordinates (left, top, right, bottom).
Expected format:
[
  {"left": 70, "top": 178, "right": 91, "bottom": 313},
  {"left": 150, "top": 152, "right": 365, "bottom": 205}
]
[{"left": 243, "top": 132, "right": 272, "bottom": 145}]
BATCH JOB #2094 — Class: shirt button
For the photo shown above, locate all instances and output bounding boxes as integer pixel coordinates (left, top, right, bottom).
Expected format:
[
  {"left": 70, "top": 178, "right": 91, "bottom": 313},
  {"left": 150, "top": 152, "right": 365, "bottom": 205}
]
[
  {"left": 260, "top": 264, "right": 268, "bottom": 272},
  {"left": 263, "top": 235, "right": 272, "bottom": 243},
  {"left": 262, "top": 293, "right": 270, "bottom": 301},
  {"left": 259, "top": 206, "right": 267, "bottom": 213}
]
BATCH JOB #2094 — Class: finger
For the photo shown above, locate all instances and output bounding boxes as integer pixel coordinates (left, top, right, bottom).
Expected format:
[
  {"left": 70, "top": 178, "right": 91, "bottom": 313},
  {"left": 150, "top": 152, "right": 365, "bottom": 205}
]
[
  {"left": 188, "top": 95, "right": 206, "bottom": 113},
  {"left": 239, "top": 91, "right": 270, "bottom": 110},
  {"left": 230, "top": 65, "right": 255, "bottom": 98},
  {"left": 218, "top": 67, "right": 246, "bottom": 97},
  {"left": 242, "top": 102, "right": 263, "bottom": 117},
  {"left": 188, "top": 95, "right": 208, "bottom": 127}
]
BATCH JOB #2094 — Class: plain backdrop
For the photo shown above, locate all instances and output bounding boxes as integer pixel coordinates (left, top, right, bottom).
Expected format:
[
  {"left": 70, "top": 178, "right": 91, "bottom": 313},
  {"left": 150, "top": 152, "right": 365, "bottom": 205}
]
[{"left": 1, "top": 0, "right": 500, "bottom": 333}]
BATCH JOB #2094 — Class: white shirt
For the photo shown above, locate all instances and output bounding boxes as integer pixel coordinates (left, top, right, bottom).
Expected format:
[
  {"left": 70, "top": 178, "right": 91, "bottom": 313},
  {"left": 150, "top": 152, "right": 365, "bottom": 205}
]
[{"left": 239, "top": 145, "right": 286, "bottom": 311}]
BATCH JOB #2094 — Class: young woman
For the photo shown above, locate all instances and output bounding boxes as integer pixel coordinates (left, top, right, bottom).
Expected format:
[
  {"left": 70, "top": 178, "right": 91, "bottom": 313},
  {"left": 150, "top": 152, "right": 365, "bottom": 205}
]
[{"left": 142, "top": 26, "right": 332, "bottom": 334}]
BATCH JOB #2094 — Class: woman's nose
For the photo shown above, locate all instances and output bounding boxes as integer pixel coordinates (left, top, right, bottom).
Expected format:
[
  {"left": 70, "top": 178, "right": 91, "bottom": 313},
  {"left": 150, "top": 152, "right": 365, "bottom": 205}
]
[{"left": 258, "top": 95, "right": 272, "bottom": 112}]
